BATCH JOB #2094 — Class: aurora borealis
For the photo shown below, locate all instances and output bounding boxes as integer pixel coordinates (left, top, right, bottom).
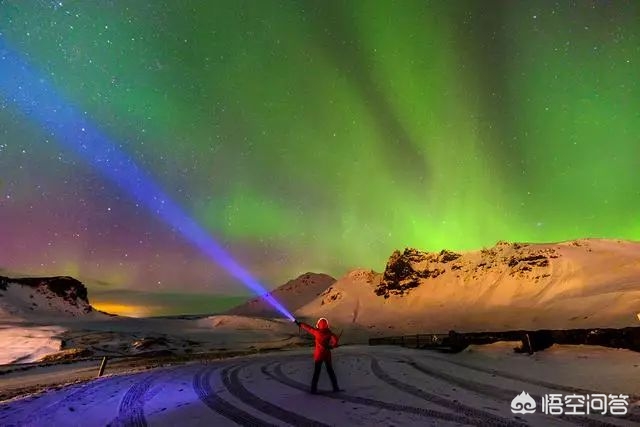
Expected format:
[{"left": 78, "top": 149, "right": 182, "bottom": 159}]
[{"left": 1, "top": 1, "right": 639, "bottom": 306}]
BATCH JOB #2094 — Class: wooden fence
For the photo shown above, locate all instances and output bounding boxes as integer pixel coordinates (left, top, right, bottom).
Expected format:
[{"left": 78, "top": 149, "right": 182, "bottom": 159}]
[{"left": 369, "top": 327, "right": 640, "bottom": 354}]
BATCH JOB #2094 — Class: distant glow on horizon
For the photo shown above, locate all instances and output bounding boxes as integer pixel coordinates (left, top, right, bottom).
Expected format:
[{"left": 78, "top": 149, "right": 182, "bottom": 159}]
[
  {"left": 91, "top": 302, "right": 157, "bottom": 318},
  {"left": 0, "top": 36, "right": 295, "bottom": 321}
]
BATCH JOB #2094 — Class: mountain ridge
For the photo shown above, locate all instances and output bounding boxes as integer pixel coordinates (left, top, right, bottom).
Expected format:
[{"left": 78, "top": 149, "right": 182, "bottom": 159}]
[{"left": 295, "top": 238, "right": 640, "bottom": 336}]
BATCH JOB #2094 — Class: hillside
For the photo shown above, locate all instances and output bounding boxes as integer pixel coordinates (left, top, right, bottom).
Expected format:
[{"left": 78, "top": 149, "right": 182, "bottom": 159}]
[
  {"left": 226, "top": 272, "right": 335, "bottom": 317},
  {"left": 0, "top": 274, "right": 302, "bottom": 364},
  {"left": 295, "top": 239, "right": 640, "bottom": 338},
  {"left": 0, "top": 276, "right": 98, "bottom": 322}
]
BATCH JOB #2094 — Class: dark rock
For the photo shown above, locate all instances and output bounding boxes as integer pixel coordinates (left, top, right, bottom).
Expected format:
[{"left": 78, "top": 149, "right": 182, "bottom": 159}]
[
  {"left": 132, "top": 336, "right": 169, "bottom": 351},
  {"left": 415, "top": 268, "right": 444, "bottom": 279},
  {"left": 519, "top": 254, "right": 549, "bottom": 267},
  {"left": 37, "top": 348, "right": 94, "bottom": 362},
  {"left": 438, "top": 250, "right": 461, "bottom": 263},
  {"left": 376, "top": 248, "right": 447, "bottom": 298},
  {"left": 375, "top": 250, "right": 421, "bottom": 297},
  {"left": 401, "top": 248, "right": 433, "bottom": 263},
  {"left": 320, "top": 286, "right": 344, "bottom": 305},
  {"left": 508, "top": 253, "right": 551, "bottom": 272},
  {"left": 481, "top": 247, "right": 497, "bottom": 257}
]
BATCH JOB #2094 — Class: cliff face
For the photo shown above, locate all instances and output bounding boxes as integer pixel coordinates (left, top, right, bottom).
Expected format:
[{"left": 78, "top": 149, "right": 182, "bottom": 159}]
[
  {"left": 376, "top": 249, "right": 460, "bottom": 298},
  {"left": 1, "top": 276, "right": 90, "bottom": 306}
]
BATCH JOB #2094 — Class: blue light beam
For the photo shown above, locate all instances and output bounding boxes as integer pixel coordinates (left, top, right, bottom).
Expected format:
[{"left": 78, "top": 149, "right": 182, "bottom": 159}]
[{"left": 0, "top": 38, "right": 295, "bottom": 321}]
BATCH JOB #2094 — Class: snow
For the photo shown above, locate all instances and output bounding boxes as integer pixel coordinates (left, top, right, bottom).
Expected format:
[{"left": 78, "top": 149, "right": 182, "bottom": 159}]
[
  {"left": 1, "top": 345, "right": 639, "bottom": 426},
  {"left": 0, "top": 279, "right": 106, "bottom": 323},
  {"left": 227, "top": 272, "right": 336, "bottom": 318},
  {"left": 0, "top": 324, "right": 64, "bottom": 364},
  {"left": 1, "top": 238, "right": 640, "bottom": 424},
  {"left": 3, "top": 238, "right": 639, "bottom": 365},
  {"left": 296, "top": 239, "right": 640, "bottom": 336},
  {"left": 0, "top": 282, "right": 304, "bottom": 365}
]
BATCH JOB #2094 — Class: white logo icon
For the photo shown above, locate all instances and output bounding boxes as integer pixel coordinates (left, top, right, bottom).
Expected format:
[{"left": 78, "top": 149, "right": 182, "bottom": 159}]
[{"left": 511, "top": 391, "right": 537, "bottom": 414}]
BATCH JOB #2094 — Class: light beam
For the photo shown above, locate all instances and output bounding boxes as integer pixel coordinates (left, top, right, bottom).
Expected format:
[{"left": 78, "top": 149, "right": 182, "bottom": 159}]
[{"left": 0, "top": 37, "right": 295, "bottom": 321}]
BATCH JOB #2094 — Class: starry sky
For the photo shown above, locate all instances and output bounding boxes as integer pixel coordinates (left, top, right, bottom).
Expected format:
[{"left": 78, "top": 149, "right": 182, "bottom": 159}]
[{"left": 1, "top": 1, "right": 639, "bottom": 310}]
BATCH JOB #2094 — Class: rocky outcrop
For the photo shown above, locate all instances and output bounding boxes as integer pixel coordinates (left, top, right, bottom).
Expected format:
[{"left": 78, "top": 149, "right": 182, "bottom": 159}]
[
  {"left": 37, "top": 348, "right": 94, "bottom": 363},
  {"left": 375, "top": 249, "right": 449, "bottom": 298},
  {"left": 0, "top": 275, "right": 92, "bottom": 313},
  {"left": 374, "top": 241, "right": 561, "bottom": 298},
  {"left": 319, "top": 286, "right": 343, "bottom": 305},
  {"left": 505, "top": 248, "right": 558, "bottom": 277}
]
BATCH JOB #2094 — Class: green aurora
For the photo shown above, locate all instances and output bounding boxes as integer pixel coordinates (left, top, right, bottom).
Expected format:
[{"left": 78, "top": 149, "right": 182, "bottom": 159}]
[{"left": 1, "top": 1, "right": 639, "bottom": 293}]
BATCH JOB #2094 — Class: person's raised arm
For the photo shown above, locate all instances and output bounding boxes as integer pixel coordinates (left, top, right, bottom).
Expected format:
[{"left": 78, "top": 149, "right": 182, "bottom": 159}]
[{"left": 294, "top": 319, "right": 317, "bottom": 336}]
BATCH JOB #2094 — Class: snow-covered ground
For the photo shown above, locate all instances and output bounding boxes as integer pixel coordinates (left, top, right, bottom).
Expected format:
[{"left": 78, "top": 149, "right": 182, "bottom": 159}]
[
  {"left": 2, "top": 238, "right": 640, "bottom": 365},
  {"left": 1, "top": 344, "right": 639, "bottom": 426},
  {"left": 1, "top": 238, "right": 640, "bottom": 425},
  {"left": 0, "top": 315, "right": 305, "bottom": 368},
  {"left": 0, "top": 324, "right": 65, "bottom": 364}
]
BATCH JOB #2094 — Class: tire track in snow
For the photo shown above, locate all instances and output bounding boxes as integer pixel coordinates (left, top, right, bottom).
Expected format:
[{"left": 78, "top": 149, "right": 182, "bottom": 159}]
[
  {"left": 192, "top": 365, "right": 277, "bottom": 427},
  {"left": 369, "top": 357, "right": 525, "bottom": 427},
  {"left": 261, "top": 362, "right": 476, "bottom": 425},
  {"left": 405, "top": 358, "right": 623, "bottom": 427},
  {"left": 410, "top": 353, "right": 640, "bottom": 400},
  {"left": 108, "top": 374, "right": 154, "bottom": 427},
  {"left": 223, "top": 365, "right": 329, "bottom": 427},
  {"left": 405, "top": 358, "right": 518, "bottom": 402}
]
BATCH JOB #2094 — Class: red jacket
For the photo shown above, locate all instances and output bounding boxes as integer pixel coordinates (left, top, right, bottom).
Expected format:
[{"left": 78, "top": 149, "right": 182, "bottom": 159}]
[{"left": 300, "top": 321, "right": 339, "bottom": 362}]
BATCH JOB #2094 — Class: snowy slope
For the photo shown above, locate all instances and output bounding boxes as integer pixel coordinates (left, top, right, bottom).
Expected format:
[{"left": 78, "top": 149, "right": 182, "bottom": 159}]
[
  {"left": 227, "top": 272, "right": 335, "bottom": 318},
  {"left": 0, "top": 325, "right": 65, "bottom": 364},
  {"left": 296, "top": 239, "right": 640, "bottom": 336},
  {"left": 0, "top": 276, "right": 110, "bottom": 363},
  {"left": 0, "top": 276, "right": 99, "bottom": 322}
]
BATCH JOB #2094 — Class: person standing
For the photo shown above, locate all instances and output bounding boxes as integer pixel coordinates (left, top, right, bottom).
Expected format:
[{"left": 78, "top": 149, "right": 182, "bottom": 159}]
[{"left": 295, "top": 317, "right": 341, "bottom": 393}]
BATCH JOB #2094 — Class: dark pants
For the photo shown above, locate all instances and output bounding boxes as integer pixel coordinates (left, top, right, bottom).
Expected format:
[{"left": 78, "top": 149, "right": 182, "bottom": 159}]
[{"left": 311, "top": 359, "right": 339, "bottom": 392}]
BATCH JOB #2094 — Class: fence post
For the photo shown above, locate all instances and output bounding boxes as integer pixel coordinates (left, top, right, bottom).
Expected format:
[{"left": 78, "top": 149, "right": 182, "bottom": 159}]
[
  {"left": 401, "top": 336, "right": 405, "bottom": 347},
  {"left": 416, "top": 334, "right": 419, "bottom": 349},
  {"left": 98, "top": 356, "right": 108, "bottom": 377},
  {"left": 525, "top": 333, "right": 534, "bottom": 355}
]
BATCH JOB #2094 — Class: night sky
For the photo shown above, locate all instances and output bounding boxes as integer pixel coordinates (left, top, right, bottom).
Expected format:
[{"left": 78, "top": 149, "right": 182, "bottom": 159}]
[{"left": 1, "top": 1, "right": 639, "bottom": 305}]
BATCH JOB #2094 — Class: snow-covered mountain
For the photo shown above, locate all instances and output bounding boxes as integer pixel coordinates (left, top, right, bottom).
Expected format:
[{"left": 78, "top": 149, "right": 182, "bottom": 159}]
[
  {"left": 227, "top": 272, "right": 336, "bottom": 318},
  {"left": 295, "top": 239, "right": 640, "bottom": 337},
  {"left": 0, "top": 275, "right": 98, "bottom": 322}
]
